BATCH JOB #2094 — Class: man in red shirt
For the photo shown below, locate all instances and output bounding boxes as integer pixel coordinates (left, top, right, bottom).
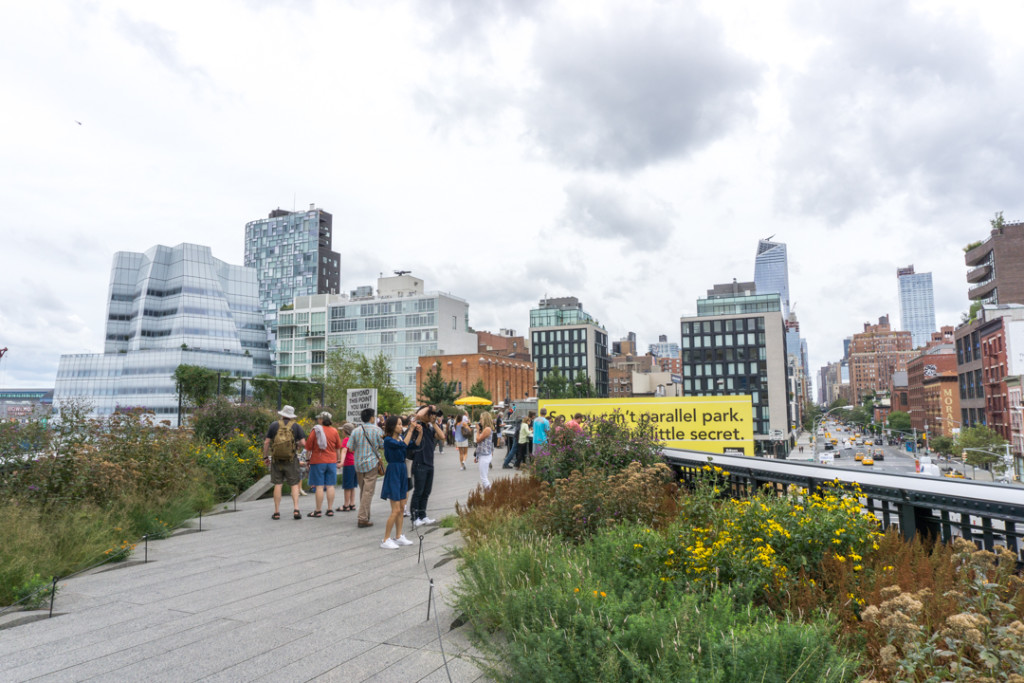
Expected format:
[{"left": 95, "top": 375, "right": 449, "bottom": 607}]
[
  {"left": 566, "top": 413, "right": 585, "bottom": 434},
  {"left": 305, "top": 411, "right": 342, "bottom": 517}
]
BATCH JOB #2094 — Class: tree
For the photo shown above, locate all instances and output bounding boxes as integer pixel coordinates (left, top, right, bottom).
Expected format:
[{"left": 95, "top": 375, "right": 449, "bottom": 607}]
[
  {"left": 956, "top": 425, "right": 1007, "bottom": 471},
  {"left": 467, "top": 379, "right": 492, "bottom": 401},
  {"left": 802, "top": 402, "right": 823, "bottom": 433},
  {"left": 419, "top": 363, "right": 460, "bottom": 405},
  {"left": 249, "top": 375, "right": 321, "bottom": 414},
  {"left": 174, "top": 364, "right": 235, "bottom": 408},
  {"left": 930, "top": 435, "right": 956, "bottom": 457},
  {"left": 324, "top": 345, "right": 364, "bottom": 410},
  {"left": 570, "top": 371, "right": 596, "bottom": 398},
  {"left": 538, "top": 367, "right": 572, "bottom": 399},
  {"left": 359, "top": 352, "right": 412, "bottom": 415},
  {"left": 886, "top": 411, "right": 911, "bottom": 433}
]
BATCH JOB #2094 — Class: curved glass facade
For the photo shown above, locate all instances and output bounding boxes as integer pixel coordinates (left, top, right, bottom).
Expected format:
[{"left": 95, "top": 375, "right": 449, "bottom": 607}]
[{"left": 54, "top": 243, "right": 270, "bottom": 425}]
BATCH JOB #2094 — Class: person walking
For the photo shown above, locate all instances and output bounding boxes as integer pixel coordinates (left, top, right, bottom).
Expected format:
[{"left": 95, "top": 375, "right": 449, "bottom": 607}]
[
  {"left": 335, "top": 422, "right": 356, "bottom": 512},
  {"left": 349, "top": 407, "right": 384, "bottom": 528},
  {"left": 379, "top": 415, "right": 421, "bottom": 549},
  {"left": 262, "top": 405, "right": 306, "bottom": 520},
  {"left": 410, "top": 405, "right": 445, "bottom": 528},
  {"left": 475, "top": 412, "right": 494, "bottom": 489},
  {"left": 454, "top": 413, "right": 471, "bottom": 470},
  {"left": 304, "top": 411, "right": 342, "bottom": 518},
  {"left": 515, "top": 411, "right": 534, "bottom": 468}
]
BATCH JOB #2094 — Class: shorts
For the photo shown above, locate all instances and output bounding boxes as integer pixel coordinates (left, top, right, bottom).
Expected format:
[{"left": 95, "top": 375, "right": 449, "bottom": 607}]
[
  {"left": 341, "top": 464, "right": 357, "bottom": 490},
  {"left": 307, "top": 463, "right": 337, "bottom": 488},
  {"left": 269, "top": 457, "right": 301, "bottom": 486}
]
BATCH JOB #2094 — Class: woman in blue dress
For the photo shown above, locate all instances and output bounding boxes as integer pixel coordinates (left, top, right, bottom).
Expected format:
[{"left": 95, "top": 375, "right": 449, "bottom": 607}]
[{"left": 379, "top": 414, "right": 421, "bottom": 550}]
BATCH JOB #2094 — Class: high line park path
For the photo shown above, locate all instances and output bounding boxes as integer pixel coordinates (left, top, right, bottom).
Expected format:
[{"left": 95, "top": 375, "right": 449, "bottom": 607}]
[{"left": 0, "top": 449, "right": 520, "bottom": 682}]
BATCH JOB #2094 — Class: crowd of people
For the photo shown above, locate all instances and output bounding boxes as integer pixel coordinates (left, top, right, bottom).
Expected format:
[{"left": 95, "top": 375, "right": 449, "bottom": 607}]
[{"left": 263, "top": 403, "right": 583, "bottom": 550}]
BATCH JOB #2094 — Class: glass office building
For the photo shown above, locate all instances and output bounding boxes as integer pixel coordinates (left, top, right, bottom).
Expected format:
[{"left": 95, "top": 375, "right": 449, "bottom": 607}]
[
  {"left": 529, "top": 297, "right": 609, "bottom": 397},
  {"left": 680, "top": 289, "right": 790, "bottom": 455},
  {"left": 54, "top": 243, "right": 269, "bottom": 425},
  {"left": 897, "top": 265, "right": 936, "bottom": 348},
  {"left": 276, "top": 274, "right": 478, "bottom": 401},
  {"left": 753, "top": 238, "right": 791, "bottom": 318},
  {"left": 244, "top": 205, "right": 341, "bottom": 334}
]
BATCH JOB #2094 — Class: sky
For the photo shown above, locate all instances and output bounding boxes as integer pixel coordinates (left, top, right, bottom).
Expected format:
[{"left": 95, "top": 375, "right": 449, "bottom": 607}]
[{"left": 3, "top": 0, "right": 1024, "bottom": 395}]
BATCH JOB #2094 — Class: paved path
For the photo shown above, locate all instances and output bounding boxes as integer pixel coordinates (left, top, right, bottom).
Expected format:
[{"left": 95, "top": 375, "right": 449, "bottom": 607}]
[{"left": 0, "top": 446, "right": 518, "bottom": 682}]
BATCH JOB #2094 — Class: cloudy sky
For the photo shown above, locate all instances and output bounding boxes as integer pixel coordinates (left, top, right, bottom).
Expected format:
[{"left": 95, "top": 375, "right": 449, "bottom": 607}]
[{"left": 2, "top": 0, "right": 1023, "bottom": 394}]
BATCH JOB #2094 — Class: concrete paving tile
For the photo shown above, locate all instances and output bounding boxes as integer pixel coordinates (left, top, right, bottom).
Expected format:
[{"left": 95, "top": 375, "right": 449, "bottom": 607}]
[
  {"left": 10, "top": 615, "right": 243, "bottom": 682},
  {"left": 0, "top": 601, "right": 157, "bottom": 658},
  {"left": 229, "top": 636, "right": 379, "bottom": 683},
  {"left": 297, "top": 642, "right": 417, "bottom": 683}
]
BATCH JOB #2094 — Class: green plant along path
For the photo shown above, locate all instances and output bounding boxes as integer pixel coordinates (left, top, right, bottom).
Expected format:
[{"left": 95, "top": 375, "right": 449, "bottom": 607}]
[{"left": 452, "top": 416, "right": 1024, "bottom": 682}]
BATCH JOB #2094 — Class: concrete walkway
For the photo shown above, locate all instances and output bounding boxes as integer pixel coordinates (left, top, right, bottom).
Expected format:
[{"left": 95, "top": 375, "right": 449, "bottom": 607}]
[{"left": 0, "top": 446, "right": 517, "bottom": 682}]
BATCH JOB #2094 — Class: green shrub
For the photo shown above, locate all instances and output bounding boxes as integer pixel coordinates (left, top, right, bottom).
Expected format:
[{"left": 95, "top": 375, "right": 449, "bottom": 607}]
[
  {"left": 191, "top": 433, "right": 266, "bottom": 500},
  {"left": 531, "top": 416, "right": 663, "bottom": 484},
  {"left": 190, "top": 398, "right": 273, "bottom": 444},
  {"left": 453, "top": 522, "right": 860, "bottom": 682},
  {"left": 535, "top": 462, "right": 677, "bottom": 542}
]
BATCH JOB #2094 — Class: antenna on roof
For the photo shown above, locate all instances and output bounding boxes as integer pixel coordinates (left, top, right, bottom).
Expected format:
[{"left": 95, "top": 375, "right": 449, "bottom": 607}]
[{"left": 394, "top": 270, "right": 411, "bottom": 276}]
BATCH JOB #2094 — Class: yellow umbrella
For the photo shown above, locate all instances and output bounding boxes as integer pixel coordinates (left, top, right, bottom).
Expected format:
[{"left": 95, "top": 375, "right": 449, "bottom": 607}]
[{"left": 454, "top": 395, "right": 492, "bottom": 406}]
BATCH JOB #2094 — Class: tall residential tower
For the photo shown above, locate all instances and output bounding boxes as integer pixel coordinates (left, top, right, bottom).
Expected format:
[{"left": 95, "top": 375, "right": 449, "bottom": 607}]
[{"left": 896, "top": 265, "right": 936, "bottom": 348}]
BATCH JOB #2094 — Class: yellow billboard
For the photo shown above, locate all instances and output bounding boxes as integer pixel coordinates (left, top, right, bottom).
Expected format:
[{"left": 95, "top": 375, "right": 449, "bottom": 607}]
[{"left": 538, "top": 395, "right": 755, "bottom": 456}]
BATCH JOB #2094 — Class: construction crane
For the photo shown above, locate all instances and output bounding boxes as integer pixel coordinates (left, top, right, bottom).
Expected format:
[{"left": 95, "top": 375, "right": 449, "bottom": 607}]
[{"left": 0, "top": 348, "right": 7, "bottom": 360}]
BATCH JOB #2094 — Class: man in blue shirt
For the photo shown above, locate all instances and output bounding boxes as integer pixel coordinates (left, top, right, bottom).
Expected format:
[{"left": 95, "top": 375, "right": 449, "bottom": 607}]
[{"left": 532, "top": 408, "right": 550, "bottom": 448}]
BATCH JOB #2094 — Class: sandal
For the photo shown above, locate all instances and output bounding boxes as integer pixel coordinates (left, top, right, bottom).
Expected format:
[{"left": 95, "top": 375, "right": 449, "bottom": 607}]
[
  {"left": 307, "top": 510, "right": 322, "bottom": 518},
  {"left": 325, "top": 510, "right": 334, "bottom": 517},
  {"left": 272, "top": 512, "right": 280, "bottom": 520},
  {"left": 293, "top": 510, "right": 302, "bottom": 520},
  {"left": 346, "top": 505, "right": 356, "bottom": 511},
  {"left": 335, "top": 506, "right": 345, "bottom": 512}
]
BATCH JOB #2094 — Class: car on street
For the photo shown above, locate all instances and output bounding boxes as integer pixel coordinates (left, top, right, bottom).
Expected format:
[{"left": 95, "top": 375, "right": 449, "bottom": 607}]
[
  {"left": 855, "top": 452, "right": 865, "bottom": 461},
  {"left": 862, "top": 456, "right": 874, "bottom": 465}
]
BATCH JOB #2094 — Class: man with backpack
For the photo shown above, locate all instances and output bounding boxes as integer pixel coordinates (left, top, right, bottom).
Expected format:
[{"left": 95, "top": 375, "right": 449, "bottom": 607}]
[{"left": 263, "top": 405, "right": 307, "bottom": 520}]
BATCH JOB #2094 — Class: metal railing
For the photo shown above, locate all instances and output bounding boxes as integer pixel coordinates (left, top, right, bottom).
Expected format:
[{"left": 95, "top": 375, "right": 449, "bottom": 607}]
[{"left": 663, "top": 448, "right": 1024, "bottom": 562}]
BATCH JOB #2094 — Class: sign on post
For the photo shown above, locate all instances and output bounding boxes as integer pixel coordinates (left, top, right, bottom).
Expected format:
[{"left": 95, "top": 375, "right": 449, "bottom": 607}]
[
  {"left": 346, "top": 388, "right": 377, "bottom": 424},
  {"left": 538, "top": 396, "right": 755, "bottom": 455}
]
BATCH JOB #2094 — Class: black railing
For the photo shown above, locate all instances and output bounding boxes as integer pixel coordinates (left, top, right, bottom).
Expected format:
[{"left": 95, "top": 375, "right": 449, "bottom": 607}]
[{"left": 663, "top": 449, "right": 1024, "bottom": 562}]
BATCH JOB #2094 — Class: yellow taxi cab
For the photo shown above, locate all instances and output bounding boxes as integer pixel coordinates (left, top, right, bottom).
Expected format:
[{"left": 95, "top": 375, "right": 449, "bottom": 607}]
[
  {"left": 854, "top": 433, "right": 861, "bottom": 439},
  {"left": 944, "top": 471, "right": 965, "bottom": 479},
  {"left": 855, "top": 452, "right": 865, "bottom": 461},
  {"left": 864, "top": 440, "right": 874, "bottom": 446},
  {"left": 862, "top": 456, "right": 874, "bottom": 465}
]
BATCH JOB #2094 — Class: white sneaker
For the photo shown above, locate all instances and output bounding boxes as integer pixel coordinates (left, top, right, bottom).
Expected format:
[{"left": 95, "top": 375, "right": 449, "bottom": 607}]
[
  {"left": 421, "top": 516, "right": 436, "bottom": 525},
  {"left": 395, "top": 535, "right": 414, "bottom": 546},
  {"left": 413, "top": 518, "right": 427, "bottom": 528},
  {"left": 380, "top": 538, "right": 399, "bottom": 549}
]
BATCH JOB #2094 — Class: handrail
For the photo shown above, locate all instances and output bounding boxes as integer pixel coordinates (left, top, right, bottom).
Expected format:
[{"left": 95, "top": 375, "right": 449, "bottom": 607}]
[{"left": 662, "top": 448, "right": 1024, "bottom": 561}]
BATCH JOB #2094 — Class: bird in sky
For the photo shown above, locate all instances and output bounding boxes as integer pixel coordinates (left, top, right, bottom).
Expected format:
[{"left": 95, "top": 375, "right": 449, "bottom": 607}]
[{"left": 75, "top": 120, "right": 82, "bottom": 125}]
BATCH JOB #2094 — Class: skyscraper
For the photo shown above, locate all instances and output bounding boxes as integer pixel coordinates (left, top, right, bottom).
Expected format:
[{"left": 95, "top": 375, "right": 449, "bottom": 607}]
[
  {"left": 54, "top": 243, "right": 269, "bottom": 425},
  {"left": 754, "top": 238, "right": 790, "bottom": 317},
  {"left": 896, "top": 265, "right": 936, "bottom": 348},
  {"left": 243, "top": 204, "right": 341, "bottom": 329}
]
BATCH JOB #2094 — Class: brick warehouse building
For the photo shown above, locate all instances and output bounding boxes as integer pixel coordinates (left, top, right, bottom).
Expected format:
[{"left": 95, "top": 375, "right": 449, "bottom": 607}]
[
  {"left": 906, "top": 344, "right": 956, "bottom": 432},
  {"left": 849, "top": 315, "right": 916, "bottom": 401},
  {"left": 416, "top": 352, "right": 535, "bottom": 406}
]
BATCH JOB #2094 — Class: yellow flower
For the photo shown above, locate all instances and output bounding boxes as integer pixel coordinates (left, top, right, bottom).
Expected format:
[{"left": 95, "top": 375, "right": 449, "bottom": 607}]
[
  {"left": 633, "top": 543, "right": 643, "bottom": 549},
  {"left": 574, "top": 587, "right": 579, "bottom": 593},
  {"left": 600, "top": 591, "right": 606, "bottom": 598}
]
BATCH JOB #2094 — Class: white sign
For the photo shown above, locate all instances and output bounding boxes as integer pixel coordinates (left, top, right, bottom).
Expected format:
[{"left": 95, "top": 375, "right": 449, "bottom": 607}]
[{"left": 346, "top": 388, "right": 377, "bottom": 424}]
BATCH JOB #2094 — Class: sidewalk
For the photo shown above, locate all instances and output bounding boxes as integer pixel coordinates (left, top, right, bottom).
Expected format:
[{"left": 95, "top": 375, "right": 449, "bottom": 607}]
[{"left": 0, "top": 446, "right": 514, "bottom": 682}]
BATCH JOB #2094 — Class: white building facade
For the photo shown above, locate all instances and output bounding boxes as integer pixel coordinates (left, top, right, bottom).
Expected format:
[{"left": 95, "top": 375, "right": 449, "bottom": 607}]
[{"left": 275, "top": 274, "right": 478, "bottom": 401}]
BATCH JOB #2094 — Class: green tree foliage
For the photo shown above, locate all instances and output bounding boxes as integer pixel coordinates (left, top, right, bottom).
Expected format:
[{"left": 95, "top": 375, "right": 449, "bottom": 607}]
[
  {"left": 886, "top": 411, "right": 911, "bottom": 433},
  {"left": 322, "top": 346, "right": 411, "bottom": 416},
  {"left": 467, "top": 379, "right": 493, "bottom": 401},
  {"left": 956, "top": 425, "right": 1007, "bottom": 470},
  {"left": 802, "top": 402, "right": 823, "bottom": 432},
  {"left": 190, "top": 397, "right": 273, "bottom": 444},
  {"left": 929, "top": 435, "right": 956, "bottom": 457},
  {"left": 249, "top": 375, "right": 321, "bottom": 414},
  {"left": 419, "top": 363, "right": 460, "bottom": 405},
  {"left": 538, "top": 367, "right": 572, "bottom": 399},
  {"left": 570, "top": 371, "right": 596, "bottom": 398},
  {"left": 174, "top": 365, "right": 235, "bottom": 408}
]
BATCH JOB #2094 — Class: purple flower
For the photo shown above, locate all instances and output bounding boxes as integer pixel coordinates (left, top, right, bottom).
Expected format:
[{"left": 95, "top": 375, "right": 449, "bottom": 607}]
[{"left": 28, "top": 485, "right": 38, "bottom": 491}]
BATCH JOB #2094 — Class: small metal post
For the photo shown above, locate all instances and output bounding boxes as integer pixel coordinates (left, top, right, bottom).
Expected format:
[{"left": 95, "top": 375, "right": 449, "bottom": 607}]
[
  {"left": 417, "top": 534, "right": 424, "bottom": 564},
  {"left": 144, "top": 534, "right": 149, "bottom": 563},
  {"left": 426, "top": 578, "right": 434, "bottom": 621},
  {"left": 48, "top": 577, "right": 57, "bottom": 618},
  {"left": 234, "top": 494, "right": 238, "bottom": 512},
  {"left": 198, "top": 508, "right": 202, "bottom": 532}
]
